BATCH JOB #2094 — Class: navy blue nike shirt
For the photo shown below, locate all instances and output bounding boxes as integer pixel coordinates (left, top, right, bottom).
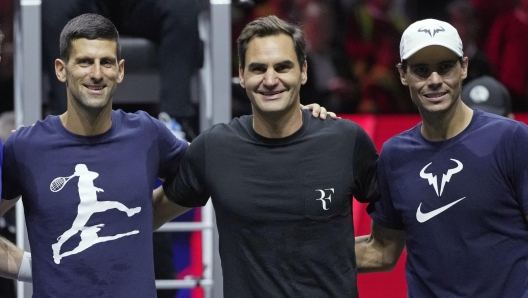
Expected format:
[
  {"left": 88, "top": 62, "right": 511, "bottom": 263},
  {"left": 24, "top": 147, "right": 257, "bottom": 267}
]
[{"left": 369, "top": 109, "right": 528, "bottom": 297}]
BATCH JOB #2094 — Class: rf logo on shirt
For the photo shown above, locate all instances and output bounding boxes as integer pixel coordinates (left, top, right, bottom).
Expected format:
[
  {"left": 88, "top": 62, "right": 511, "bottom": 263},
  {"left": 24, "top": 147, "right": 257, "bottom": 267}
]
[
  {"left": 315, "top": 188, "right": 334, "bottom": 210},
  {"left": 416, "top": 159, "right": 466, "bottom": 223}
]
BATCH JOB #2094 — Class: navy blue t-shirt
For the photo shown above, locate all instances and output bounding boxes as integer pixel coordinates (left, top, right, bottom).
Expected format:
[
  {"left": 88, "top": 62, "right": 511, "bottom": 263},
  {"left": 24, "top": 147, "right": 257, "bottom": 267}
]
[
  {"left": 369, "top": 109, "right": 528, "bottom": 297},
  {"left": 2, "top": 110, "right": 187, "bottom": 297}
]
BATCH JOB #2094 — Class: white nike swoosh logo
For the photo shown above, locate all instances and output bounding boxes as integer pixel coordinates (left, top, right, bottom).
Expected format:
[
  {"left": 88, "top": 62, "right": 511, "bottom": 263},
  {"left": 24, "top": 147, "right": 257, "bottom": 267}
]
[{"left": 416, "top": 197, "right": 466, "bottom": 223}]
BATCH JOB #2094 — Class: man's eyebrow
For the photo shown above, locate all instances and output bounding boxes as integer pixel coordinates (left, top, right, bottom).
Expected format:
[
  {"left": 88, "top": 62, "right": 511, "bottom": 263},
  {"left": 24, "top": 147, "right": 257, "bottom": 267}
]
[
  {"left": 100, "top": 56, "right": 118, "bottom": 63},
  {"left": 247, "top": 60, "right": 295, "bottom": 70},
  {"left": 440, "top": 59, "right": 459, "bottom": 64},
  {"left": 410, "top": 59, "right": 458, "bottom": 67},
  {"left": 247, "top": 62, "right": 266, "bottom": 70},
  {"left": 274, "top": 60, "right": 294, "bottom": 68},
  {"left": 74, "top": 56, "right": 117, "bottom": 63},
  {"left": 74, "top": 56, "right": 93, "bottom": 62},
  {"left": 408, "top": 62, "right": 428, "bottom": 67}
]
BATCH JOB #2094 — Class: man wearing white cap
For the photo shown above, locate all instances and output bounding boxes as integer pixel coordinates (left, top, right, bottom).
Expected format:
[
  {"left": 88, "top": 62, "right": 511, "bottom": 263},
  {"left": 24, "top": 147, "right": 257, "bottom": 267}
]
[{"left": 355, "top": 18, "right": 528, "bottom": 297}]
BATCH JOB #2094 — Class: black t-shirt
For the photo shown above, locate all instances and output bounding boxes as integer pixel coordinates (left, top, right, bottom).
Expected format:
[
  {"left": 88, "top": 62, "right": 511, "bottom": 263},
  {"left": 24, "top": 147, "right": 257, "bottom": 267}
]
[{"left": 165, "top": 110, "right": 379, "bottom": 297}]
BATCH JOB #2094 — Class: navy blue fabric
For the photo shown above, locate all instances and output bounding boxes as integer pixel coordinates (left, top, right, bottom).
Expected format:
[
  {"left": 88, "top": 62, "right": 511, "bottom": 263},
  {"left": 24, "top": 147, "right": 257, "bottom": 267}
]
[
  {"left": 2, "top": 110, "right": 187, "bottom": 297},
  {"left": 369, "top": 109, "right": 528, "bottom": 297}
]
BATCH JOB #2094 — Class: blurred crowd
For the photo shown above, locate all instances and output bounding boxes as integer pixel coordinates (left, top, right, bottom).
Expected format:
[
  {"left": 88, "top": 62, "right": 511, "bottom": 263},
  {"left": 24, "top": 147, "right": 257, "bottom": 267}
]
[
  {"left": 0, "top": 0, "right": 523, "bottom": 297},
  {"left": 0, "top": 0, "right": 527, "bottom": 117},
  {"left": 232, "top": 0, "right": 527, "bottom": 115}
]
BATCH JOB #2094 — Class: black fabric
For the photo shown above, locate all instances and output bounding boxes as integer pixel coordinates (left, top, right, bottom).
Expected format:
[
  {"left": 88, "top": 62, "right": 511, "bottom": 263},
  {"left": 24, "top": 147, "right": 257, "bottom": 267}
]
[
  {"left": 165, "top": 110, "right": 379, "bottom": 297},
  {"left": 153, "top": 233, "right": 177, "bottom": 298}
]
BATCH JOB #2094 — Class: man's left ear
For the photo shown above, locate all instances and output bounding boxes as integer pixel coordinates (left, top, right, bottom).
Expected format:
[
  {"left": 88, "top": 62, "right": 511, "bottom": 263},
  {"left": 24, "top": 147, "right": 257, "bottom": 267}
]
[
  {"left": 301, "top": 60, "right": 308, "bottom": 84},
  {"left": 117, "top": 59, "right": 125, "bottom": 83},
  {"left": 461, "top": 57, "right": 469, "bottom": 78}
]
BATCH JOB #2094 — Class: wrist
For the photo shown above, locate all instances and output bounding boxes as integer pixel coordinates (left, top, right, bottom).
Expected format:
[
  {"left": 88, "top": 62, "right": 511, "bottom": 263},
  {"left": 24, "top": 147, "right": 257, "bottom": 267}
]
[{"left": 17, "top": 251, "right": 32, "bottom": 283}]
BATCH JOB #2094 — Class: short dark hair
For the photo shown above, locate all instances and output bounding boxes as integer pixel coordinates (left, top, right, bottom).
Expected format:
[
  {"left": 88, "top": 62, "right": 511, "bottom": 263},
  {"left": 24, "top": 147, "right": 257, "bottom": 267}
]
[
  {"left": 237, "top": 15, "right": 306, "bottom": 69},
  {"left": 59, "top": 13, "right": 121, "bottom": 62}
]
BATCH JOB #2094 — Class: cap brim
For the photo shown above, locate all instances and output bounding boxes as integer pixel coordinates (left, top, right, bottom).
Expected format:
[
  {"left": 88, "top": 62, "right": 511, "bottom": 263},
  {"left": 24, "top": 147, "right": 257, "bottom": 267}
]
[{"left": 402, "top": 42, "right": 463, "bottom": 60}]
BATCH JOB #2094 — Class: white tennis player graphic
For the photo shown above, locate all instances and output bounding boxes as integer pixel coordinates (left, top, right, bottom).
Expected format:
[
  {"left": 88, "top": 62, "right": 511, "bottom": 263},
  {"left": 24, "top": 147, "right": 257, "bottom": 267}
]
[{"left": 50, "top": 164, "right": 141, "bottom": 264}]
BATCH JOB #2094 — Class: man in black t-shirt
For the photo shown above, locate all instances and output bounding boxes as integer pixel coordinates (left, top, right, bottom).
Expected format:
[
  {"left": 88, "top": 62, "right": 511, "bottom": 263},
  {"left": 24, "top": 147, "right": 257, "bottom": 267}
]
[{"left": 159, "top": 15, "right": 380, "bottom": 297}]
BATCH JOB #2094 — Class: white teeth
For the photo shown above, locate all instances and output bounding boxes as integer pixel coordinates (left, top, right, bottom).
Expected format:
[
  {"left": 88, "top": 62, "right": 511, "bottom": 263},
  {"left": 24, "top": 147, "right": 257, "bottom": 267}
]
[{"left": 425, "top": 93, "right": 443, "bottom": 98}]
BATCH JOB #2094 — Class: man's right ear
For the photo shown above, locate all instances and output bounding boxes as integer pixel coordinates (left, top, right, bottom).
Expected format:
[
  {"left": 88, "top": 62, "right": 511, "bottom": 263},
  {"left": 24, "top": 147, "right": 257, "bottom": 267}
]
[
  {"left": 397, "top": 66, "right": 409, "bottom": 86},
  {"left": 55, "top": 59, "right": 67, "bottom": 83},
  {"left": 238, "top": 65, "right": 245, "bottom": 88}
]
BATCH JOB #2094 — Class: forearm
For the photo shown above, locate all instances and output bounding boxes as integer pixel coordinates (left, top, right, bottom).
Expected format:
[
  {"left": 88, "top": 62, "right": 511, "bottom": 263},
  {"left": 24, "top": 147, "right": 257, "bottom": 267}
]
[
  {"left": 355, "top": 234, "right": 395, "bottom": 273},
  {"left": 355, "top": 221, "right": 406, "bottom": 273},
  {"left": 0, "top": 236, "right": 24, "bottom": 280},
  {"left": 152, "top": 186, "right": 192, "bottom": 230},
  {"left": 0, "top": 197, "right": 31, "bottom": 282}
]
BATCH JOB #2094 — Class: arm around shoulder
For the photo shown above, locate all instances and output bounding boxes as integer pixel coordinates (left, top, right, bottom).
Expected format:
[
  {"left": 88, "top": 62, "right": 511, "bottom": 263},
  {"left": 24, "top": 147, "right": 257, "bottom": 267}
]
[{"left": 355, "top": 221, "right": 406, "bottom": 273}]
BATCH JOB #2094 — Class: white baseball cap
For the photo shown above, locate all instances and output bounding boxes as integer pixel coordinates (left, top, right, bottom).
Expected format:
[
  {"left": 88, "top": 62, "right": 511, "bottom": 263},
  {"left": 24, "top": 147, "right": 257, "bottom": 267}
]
[{"left": 400, "top": 18, "right": 463, "bottom": 61}]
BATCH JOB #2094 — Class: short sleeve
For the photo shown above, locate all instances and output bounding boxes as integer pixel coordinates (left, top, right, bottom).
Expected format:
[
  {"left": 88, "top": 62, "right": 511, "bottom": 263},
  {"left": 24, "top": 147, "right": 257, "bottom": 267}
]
[
  {"left": 352, "top": 125, "right": 380, "bottom": 203},
  {"left": 367, "top": 148, "right": 405, "bottom": 230},
  {"left": 163, "top": 131, "right": 210, "bottom": 208},
  {"left": 156, "top": 119, "right": 189, "bottom": 179}
]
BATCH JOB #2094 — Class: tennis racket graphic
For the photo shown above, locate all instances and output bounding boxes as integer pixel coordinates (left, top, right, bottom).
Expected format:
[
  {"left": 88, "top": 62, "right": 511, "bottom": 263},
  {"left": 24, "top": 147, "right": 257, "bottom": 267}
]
[{"left": 50, "top": 174, "right": 77, "bottom": 192}]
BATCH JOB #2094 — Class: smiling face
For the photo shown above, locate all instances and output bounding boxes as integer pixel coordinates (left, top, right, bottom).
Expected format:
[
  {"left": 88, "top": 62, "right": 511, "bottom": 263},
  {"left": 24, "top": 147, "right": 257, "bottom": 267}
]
[
  {"left": 55, "top": 38, "right": 124, "bottom": 113},
  {"left": 239, "top": 34, "right": 307, "bottom": 119},
  {"left": 399, "top": 45, "right": 467, "bottom": 115}
]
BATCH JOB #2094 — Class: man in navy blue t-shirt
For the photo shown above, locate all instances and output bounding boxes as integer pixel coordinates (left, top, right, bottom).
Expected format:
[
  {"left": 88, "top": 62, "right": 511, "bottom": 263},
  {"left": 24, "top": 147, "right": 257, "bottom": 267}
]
[
  {"left": 355, "top": 19, "right": 528, "bottom": 297},
  {"left": 0, "top": 14, "right": 190, "bottom": 297}
]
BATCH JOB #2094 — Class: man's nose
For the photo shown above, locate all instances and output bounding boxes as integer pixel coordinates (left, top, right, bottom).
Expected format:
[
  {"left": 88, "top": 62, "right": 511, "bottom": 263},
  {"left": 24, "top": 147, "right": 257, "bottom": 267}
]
[
  {"left": 89, "top": 63, "right": 103, "bottom": 80},
  {"left": 262, "top": 68, "right": 278, "bottom": 86},
  {"left": 426, "top": 71, "right": 443, "bottom": 88}
]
